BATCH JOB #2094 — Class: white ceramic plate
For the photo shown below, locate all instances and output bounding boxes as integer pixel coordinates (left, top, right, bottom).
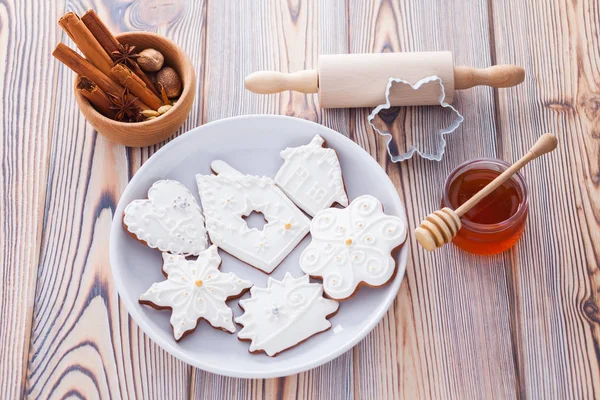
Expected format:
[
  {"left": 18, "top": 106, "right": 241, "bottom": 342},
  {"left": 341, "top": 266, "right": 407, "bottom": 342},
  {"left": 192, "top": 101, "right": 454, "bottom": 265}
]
[{"left": 110, "top": 115, "right": 408, "bottom": 378}]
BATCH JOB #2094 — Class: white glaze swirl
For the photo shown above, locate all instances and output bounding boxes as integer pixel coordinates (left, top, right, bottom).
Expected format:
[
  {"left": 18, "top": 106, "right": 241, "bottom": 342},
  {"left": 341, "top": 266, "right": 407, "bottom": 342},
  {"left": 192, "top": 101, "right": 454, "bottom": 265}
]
[{"left": 299, "top": 195, "right": 407, "bottom": 300}]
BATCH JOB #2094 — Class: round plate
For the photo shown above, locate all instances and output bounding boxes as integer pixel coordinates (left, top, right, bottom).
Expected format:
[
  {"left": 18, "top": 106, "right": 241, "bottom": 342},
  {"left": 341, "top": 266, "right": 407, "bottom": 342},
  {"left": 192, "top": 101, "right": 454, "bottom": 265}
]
[{"left": 110, "top": 115, "right": 408, "bottom": 378}]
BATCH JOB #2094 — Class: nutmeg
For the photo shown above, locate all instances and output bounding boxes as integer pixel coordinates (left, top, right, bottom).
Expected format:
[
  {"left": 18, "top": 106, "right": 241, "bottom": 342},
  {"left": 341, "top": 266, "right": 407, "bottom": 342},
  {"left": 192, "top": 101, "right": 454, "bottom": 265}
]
[
  {"left": 137, "top": 48, "right": 164, "bottom": 72},
  {"left": 156, "top": 67, "right": 182, "bottom": 98}
]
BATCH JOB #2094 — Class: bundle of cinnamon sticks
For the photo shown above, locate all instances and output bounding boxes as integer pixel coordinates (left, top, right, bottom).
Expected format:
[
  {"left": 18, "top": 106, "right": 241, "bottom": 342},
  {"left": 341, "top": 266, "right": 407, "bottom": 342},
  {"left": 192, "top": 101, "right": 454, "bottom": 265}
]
[{"left": 53, "top": 10, "right": 178, "bottom": 122}]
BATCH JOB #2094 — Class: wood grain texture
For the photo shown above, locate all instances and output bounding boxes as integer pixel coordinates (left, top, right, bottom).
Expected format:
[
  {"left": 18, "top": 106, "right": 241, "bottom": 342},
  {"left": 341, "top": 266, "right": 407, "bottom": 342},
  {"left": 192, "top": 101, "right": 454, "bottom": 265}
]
[
  {"left": 0, "top": 0, "right": 598, "bottom": 398},
  {"left": 491, "top": 0, "right": 600, "bottom": 398},
  {"left": 0, "top": 0, "right": 61, "bottom": 398},
  {"left": 23, "top": 0, "right": 206, "bottom": 398},
  {"left": 347, "top": 0, "right": 518, "bottom": 398}
]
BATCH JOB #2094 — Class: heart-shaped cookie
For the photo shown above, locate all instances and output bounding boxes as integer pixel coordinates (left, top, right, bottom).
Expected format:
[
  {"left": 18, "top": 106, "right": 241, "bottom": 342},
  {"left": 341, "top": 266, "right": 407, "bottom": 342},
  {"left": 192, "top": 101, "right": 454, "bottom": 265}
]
[{"left": 123, "top": 180, "right": 208, "bottom": 255}]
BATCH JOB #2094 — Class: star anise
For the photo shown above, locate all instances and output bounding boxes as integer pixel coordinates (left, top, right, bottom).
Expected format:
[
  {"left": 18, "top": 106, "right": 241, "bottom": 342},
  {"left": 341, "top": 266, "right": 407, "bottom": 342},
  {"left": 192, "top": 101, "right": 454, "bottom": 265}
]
[
  {"left": 111, "top": 44, "right": 140, "bottom": 69},
  {"left": 108, "top": 88, "right": 142, "bottom": 122},
  {"left": 132, "top": 112, "right": 146, "bottom": 122}
]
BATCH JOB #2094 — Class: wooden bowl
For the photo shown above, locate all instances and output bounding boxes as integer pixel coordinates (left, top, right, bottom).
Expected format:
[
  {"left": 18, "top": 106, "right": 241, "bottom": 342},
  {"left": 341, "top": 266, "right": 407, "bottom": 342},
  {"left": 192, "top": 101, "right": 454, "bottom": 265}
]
[{"left": 74, "top": 32, "right": 196, "bottom": 147}]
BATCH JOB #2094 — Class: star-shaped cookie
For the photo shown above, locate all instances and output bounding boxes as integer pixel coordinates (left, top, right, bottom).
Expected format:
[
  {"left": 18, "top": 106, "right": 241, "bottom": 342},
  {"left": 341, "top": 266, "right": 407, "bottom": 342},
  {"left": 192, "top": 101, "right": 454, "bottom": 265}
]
[{"left": 139, "top": 245, "right": 252, "bottom": 341}]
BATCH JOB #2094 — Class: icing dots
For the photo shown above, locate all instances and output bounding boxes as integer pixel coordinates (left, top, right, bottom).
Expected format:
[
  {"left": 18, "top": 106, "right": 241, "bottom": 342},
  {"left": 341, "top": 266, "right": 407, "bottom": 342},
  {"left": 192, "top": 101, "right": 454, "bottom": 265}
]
[
  {"left": 299, "top": 195, "right": 407, "bottom": 300},
  {"left": 235, "top": 273, "right": 339, "bottom": 356},
  {"left": 123, "top": 180, "right": 208, "bottom": 255},
  {"left": 138, "top": 245, "right": 252, "bottom": 341},
  {"left": 275, "top": 135, "right": 349, "bottom": 217},
  {"left": 196, "top": 161, "right": 310, "bottom": 274}
]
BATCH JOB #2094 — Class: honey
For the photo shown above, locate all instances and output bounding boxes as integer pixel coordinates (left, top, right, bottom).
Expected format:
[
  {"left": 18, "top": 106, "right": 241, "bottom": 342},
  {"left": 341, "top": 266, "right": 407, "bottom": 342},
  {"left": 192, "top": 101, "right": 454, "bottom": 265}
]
[{"left": 441, "top": 158, "right": 529, "bottom": 255}]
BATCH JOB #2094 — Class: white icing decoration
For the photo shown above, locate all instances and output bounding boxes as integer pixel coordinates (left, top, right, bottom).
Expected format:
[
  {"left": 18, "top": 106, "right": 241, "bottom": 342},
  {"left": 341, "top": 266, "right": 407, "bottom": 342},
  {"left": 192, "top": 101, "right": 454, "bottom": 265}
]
[
  {"left": 196, "top": 161, "right": 310, "bottom": 274},
  {"left": 274, "top": 135, "right": 349, "bottom": 217},
  {"left": 123, "top": 180, "right": 208, "bottom": 256},
  {"left": 235, "top": 273, "right": 338, "bottom": 356},
  {"left": 138, "top": 245, "right": 252, "bottom": 341},
  {"left": 299, "top": 195, "right": 407, "bottom": 300},
  {"left": 333, "top": 324, "right": 344, "bottom": 335}
]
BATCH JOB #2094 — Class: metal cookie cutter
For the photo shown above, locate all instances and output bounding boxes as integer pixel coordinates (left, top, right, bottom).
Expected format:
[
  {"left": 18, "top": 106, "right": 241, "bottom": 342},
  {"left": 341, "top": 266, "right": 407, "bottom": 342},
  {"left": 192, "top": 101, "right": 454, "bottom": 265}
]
[{"left": 367, "top": 76, "right": 464, "bottom": 162}]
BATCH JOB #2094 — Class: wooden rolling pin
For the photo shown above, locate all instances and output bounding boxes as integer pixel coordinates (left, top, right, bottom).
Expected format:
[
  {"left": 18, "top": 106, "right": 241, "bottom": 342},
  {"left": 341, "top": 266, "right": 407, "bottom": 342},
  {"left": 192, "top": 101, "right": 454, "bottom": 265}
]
[
  {"left": 414, "top": 133, "right": 558, "bottom": 252},
  {"left": 245, "top": 52, "right": 525, "bottom": 108}
]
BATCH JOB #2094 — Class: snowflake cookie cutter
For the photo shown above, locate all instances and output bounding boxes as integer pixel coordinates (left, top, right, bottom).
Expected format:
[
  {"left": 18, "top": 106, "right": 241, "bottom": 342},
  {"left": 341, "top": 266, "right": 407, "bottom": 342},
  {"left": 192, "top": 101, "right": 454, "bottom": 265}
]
[{"left": 367, "top": 75, "right": 464, "bottom": 162}]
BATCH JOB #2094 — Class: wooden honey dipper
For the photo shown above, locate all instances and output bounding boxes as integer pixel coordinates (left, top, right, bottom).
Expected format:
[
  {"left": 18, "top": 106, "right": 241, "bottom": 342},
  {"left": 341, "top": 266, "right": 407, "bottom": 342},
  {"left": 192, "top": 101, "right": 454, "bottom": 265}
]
[{"left": 414, "top": 133, "right": 558, "bottom": 251}]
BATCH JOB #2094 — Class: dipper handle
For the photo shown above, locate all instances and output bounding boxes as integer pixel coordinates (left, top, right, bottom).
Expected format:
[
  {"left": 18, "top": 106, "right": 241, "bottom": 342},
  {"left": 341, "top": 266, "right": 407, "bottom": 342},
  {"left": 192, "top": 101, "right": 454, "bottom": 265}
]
[
  {"left": 454, "top": 133, "right": 557, "bottom": 217},
  {"left": 415, "top": 133, "right": 558, "bottom": 252},
  {"left": 454, "top": 65, "right": 525, "bottom": 90},
  {"left": 245, "top": 69, "right": 318, "bottom": 94}
]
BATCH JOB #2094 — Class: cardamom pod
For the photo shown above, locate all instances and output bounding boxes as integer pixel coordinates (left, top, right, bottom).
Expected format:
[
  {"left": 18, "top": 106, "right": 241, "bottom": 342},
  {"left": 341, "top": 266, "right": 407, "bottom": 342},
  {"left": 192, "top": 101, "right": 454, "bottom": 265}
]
[
  {"left": 141, "top": 109, "right": 160, "bottom": 117},
  {"left": 158, "top": 105, "right": 173, "bottom": 114}
]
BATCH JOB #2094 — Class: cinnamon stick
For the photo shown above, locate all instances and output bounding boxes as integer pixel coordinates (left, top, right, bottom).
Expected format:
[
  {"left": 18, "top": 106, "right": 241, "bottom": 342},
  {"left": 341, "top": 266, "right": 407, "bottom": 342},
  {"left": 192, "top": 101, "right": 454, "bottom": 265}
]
[
  {"left": 77, "top": 76, "right": 116, "bottom": 118},
  {"left": 80, "top": 10, "right": 120, "bottom": 53},
  {"left": 58, "top": 12, "right": 115, "bottom": 80},
  {"left": 111, "top": 64, "right": 163, "bottom": 110},
  {"left": 157, "top": 82, "right": 170, "bottom": 105},
  {"left": 53, "top": 43, "right": 149, "bottom": 110},
  {"left": 81, "top": 9, "right": 160, "bottom": 96}
]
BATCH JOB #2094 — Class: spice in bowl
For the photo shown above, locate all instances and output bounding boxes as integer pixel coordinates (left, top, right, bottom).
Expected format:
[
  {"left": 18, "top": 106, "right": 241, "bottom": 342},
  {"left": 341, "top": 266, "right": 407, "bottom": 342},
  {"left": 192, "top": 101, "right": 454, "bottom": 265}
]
[
  {"left": 52, "top": 10, "right": 183, "bottom": 123},
  {"left": 137, "top": 48, "right": 165, "bottom": 72}
]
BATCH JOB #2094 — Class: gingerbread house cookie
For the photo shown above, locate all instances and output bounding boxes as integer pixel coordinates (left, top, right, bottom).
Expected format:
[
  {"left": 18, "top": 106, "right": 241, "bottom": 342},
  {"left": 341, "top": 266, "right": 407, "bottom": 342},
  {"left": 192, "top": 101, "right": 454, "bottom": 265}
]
[
  {"left": 196, "top": 161, "right": 310, "bottom": 274},
  {"left": 299, "top": 195, "right": 407, "bottom": 300},
  {"left": 274, "top": 135, "right": 349, "bottom": 217}
]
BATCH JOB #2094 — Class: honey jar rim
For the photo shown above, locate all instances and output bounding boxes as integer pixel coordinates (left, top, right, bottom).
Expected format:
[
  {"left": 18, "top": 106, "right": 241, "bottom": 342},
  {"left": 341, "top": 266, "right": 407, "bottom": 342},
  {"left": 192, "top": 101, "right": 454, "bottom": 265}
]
[{"left": 442, "top": 157, "right": 529, "bottom": 233}]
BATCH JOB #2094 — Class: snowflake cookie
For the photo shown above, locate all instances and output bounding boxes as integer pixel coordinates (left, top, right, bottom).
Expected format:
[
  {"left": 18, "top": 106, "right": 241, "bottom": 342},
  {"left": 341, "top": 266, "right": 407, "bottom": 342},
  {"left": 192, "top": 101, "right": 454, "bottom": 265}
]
[
  {"left": 235, "top": 273, "right": 339, "bottom": 356},
  {"left": 123, "top": 180, "right": 208, "bottom": 256},
  {"left": 138, "top": 245, "right": 252, "bottom": 341},
  {"left": 274, "top": 134, "right": 349, "bottom": 217},
  {"left": 196, "top": 160, "right": 310, "bottom": 274},
  {"left": 299, "top": 195, "right": 407, "bottom": 300}
]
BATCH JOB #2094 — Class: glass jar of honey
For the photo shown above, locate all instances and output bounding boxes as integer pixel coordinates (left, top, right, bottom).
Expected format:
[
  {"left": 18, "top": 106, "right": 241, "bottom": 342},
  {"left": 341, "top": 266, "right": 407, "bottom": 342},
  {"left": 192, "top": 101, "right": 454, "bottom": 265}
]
[{"left": 441, "top": 158, "right": 529, "bottom": 255}]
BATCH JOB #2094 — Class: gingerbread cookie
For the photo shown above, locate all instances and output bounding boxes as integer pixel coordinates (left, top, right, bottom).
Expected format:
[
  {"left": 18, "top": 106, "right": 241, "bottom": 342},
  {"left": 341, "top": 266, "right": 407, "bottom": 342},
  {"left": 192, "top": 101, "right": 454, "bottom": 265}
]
[
  {"left": 138, "top": 245, "right": 252, "bottom": 341},
  {"left": 123, "top": 180, "right": 208, "bottom": 256},
  {"left": 274, "top": 135, "right": 349, "bottom": 217},
  {"left": 299, "top": 195, "right": 407, "bottom": 300},
  {"left": 196, "top": 161, "right": 310, "bottom": 274},
  {"left": 235, "top": 273, "right": 339, "bottom": 356}
]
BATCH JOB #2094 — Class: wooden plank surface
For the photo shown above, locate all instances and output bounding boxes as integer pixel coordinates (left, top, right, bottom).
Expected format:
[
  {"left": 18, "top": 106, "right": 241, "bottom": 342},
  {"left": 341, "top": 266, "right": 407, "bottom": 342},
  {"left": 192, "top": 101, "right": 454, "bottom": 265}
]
[
  {"left": 22, "top": 1, "right": 207, "bottom": 398},
  {"left": 347, "top": 1, "right": 517, "bottom": 398},
  {"left": 0, "top": 1, "right": 62, "bottom": 398},
  {"left": 0, "top": 0, "right": 598, "bottom": 398},
  {"left": 491, "top": 0, "right": 600, "bottom": 398}
]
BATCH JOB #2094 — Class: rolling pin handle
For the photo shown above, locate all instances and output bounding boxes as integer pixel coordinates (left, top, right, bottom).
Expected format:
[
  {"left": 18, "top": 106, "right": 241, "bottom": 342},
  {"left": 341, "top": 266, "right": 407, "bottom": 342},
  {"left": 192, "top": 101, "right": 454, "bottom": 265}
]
[
  {"left": 454, "top": 65, "right": 525, "bottom": 90},
  {"left": 245, "top": 70, "right": 318, "bottom": 94}
]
